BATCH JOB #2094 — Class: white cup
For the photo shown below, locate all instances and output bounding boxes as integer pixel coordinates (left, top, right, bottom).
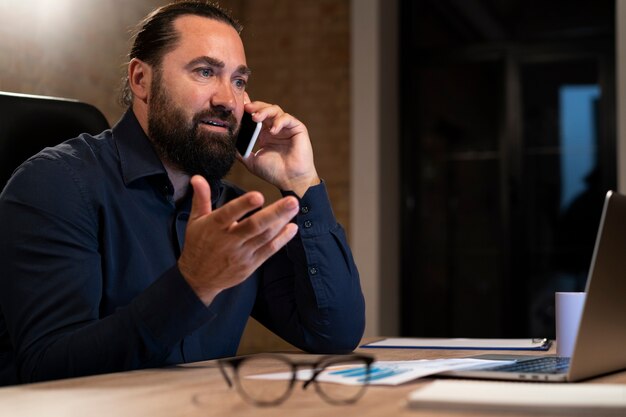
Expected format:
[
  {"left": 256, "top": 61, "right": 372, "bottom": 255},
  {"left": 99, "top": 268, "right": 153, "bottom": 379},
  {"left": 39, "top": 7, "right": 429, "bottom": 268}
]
[{"left": 555, "top": 292, "right": 586, "bottom": 357}]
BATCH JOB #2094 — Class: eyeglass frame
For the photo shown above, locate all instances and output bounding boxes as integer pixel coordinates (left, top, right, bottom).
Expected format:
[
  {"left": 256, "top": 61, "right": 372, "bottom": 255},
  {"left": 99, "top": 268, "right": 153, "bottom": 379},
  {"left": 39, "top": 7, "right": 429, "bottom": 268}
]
[{"left": 217, "top": 353, "right": 375, "bottom": 406}]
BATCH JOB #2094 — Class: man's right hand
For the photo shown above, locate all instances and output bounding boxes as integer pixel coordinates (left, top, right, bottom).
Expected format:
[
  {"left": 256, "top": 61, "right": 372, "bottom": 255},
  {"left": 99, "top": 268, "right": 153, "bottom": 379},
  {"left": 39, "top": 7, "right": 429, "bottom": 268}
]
[{"left": 177, "top": 175, "right": 300, "bottom": 305}]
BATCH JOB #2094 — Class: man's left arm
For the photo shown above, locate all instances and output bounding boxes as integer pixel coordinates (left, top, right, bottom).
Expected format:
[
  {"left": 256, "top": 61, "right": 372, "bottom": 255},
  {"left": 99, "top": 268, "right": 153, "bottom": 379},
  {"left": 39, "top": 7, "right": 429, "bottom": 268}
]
[
  {"left": 238, "top": 99, "right": 365, "bottom": 352},
  {"left": 252, "top": 182, "right": 365, "bottom": 353}
]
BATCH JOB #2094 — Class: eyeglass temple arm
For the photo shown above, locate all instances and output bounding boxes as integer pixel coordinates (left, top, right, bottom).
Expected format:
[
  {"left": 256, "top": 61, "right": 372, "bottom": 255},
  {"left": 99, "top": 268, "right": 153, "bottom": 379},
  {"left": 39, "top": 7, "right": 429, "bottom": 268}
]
[
  {"left": 302, "top": 356, "right": 375, "bottom": 390},
  {"left": 302, "top": 369, "right": 321, "bottom": 390},
  {"left": 217, "top": 362, "right": 234, "bottom": 388}
]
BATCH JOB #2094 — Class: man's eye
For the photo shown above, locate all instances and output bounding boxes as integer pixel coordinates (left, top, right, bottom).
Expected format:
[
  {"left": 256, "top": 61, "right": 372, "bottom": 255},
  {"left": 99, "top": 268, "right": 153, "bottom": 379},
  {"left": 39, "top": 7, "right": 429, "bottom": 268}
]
[
  {"left": 234, "top": 79, "right": 247, "bottom": 89},
  {"left": 198, "top": 68, "right": 214, "bottom": 77}
]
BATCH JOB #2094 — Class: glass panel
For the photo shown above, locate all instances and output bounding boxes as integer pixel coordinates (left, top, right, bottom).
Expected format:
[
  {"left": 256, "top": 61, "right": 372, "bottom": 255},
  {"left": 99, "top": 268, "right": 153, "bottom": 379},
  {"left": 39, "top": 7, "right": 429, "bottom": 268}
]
[
  {"left": 559, "top": 85, "right": 600, "bottom": 210},
  {"left": 410, "top": 61, "right": 504, "bottom": 336},
  {"left": 521, "top": 60, "right": 605, "bottom": 338},
  {"left": 400, "top": 0, "right": 615, "bottom": 339},
  {"left": 448, "top": 158, "right": 503, "bottom": 336}
]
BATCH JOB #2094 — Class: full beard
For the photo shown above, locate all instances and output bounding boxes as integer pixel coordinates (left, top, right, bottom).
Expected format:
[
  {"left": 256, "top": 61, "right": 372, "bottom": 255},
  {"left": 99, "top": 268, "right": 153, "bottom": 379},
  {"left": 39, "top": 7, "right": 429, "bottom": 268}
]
[{"left": 147, "top": 74, "right": 238, "bottom": 182}]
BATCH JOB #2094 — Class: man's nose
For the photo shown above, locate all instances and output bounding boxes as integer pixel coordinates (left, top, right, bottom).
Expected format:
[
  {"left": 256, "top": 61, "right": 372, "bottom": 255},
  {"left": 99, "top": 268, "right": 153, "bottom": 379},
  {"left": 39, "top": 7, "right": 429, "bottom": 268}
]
[{"left": 210, "top": 78, "right": 237, "bottom": 111}]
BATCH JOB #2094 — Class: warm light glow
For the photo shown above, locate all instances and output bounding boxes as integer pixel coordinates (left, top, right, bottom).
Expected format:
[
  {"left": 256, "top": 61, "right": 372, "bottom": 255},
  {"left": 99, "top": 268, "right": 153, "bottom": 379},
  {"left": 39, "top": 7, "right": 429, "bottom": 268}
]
[
  {"left": 0, "top": 0, "right": 84, "bottom": 47},
  {"left": 2, "top": 0, "right": 77, "bottom": 25}
]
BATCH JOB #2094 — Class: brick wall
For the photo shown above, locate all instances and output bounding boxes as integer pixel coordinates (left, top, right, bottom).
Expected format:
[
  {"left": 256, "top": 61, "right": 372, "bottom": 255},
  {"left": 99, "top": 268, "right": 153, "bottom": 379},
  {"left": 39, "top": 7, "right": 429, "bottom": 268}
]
[{"left": 227, "top": 0, "right": 351, "bottom": 228}]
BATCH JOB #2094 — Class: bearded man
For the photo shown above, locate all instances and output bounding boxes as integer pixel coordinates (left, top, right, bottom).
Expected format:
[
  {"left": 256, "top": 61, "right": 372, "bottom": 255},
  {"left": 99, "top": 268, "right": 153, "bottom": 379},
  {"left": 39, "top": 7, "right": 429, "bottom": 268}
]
[{"left": 0, "top": 1, "right": 364, "bottom": 386}]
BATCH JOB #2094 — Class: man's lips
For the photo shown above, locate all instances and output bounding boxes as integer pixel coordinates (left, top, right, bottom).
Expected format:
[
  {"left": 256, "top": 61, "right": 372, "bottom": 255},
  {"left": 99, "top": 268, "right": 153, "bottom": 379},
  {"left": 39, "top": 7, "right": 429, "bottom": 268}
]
[{"left": 199, "top": 118, "right": 231, "bottom": 130}]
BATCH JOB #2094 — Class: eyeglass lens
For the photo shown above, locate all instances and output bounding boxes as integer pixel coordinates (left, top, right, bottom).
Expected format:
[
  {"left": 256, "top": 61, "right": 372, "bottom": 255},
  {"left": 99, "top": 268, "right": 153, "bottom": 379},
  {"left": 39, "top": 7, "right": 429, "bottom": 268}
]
[
  {"left": 236, "top": 356, "right": 294, "bottom": 406},
  {"left": 314, "top": 358, "right": 370, "bottom": 404}
]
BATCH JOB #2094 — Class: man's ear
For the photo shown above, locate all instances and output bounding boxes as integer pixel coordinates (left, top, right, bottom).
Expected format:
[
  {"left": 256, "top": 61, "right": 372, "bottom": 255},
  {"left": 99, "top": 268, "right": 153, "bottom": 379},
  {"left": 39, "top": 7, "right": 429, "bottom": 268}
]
[{"left": 128, "top": 58, "right": 152, "bottom": 103}]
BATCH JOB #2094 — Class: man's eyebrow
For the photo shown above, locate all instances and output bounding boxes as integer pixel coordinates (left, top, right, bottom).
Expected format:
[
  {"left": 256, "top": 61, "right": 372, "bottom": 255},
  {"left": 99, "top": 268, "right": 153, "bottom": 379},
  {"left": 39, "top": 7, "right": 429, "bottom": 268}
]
[
  {"left": 236, "top": 65, "right": 252, "bottom": 77},
  {"left": 186, "top": 56, "right": 252, "bottom": 76}
]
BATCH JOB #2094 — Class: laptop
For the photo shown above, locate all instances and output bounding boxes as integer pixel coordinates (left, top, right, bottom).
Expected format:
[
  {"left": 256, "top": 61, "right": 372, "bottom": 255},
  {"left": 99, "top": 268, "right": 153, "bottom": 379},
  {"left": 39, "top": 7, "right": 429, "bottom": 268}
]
[{"left": 442, "top": 190, "right": 626, "bottom": 382}]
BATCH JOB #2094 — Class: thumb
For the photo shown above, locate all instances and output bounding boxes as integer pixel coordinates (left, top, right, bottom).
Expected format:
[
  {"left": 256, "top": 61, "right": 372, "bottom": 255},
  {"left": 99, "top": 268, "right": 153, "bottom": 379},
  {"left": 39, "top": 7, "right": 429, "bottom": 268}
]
[{"left": 189, "top": 175, "right": 213, "bottom": 220}]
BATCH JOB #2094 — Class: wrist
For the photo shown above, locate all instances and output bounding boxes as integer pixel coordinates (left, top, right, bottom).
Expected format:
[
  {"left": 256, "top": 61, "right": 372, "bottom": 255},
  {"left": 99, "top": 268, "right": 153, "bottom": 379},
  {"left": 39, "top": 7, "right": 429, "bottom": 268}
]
[
  {"left": 283, "top": 173, "right": 320, "bottom": 198},
  {"left": 178, "top": 260, "right": 222, "bottom": 306}
]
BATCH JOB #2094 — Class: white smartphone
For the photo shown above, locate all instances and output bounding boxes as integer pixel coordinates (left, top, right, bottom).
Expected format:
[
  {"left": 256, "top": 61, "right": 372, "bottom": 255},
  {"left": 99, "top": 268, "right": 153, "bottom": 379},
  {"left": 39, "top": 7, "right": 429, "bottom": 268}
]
[{"left": 235, "top": 111, "right": 262, "bottom": 158}]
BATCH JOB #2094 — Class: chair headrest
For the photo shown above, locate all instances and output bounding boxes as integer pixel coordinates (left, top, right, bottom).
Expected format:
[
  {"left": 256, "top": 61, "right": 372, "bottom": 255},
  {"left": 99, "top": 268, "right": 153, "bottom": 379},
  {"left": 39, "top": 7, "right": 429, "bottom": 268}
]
[{"left": 0, "top": 92, "right": 110, "bottom": 189}]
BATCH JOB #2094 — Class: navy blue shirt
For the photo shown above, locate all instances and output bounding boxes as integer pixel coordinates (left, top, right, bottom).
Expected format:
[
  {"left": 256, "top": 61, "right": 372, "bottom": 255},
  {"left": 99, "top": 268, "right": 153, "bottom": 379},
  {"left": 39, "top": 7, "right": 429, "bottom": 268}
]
[{"left": 0, "top": 110, "right": 365, "bottom": 385}]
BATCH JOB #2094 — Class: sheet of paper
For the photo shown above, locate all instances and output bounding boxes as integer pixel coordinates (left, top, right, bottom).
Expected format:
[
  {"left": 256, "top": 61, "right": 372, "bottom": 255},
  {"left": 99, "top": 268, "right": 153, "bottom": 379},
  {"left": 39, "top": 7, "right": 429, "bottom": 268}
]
[
  {"left": 362, "top": 337, "right": 550, "bottom": 350},
  {"left": 247, "top": 358, "right": 511, "bottom": 386},
  {"left": 408, "top": 380, "right": 626, "bottom": 412}
]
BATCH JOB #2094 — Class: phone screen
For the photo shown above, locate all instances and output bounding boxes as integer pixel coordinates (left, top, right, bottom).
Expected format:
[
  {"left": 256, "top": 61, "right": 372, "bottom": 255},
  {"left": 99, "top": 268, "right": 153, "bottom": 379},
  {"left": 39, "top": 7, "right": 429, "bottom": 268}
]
[{"left": 235, "top": 112, "right": 262, "bottom": 158}]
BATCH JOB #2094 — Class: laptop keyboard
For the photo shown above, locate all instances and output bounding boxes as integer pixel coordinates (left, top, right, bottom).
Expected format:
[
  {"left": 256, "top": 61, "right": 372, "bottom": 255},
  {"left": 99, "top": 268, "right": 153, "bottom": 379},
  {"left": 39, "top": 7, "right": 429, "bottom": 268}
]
[{"left": 489, "top": 357, "right": 571, "bottom": 374}]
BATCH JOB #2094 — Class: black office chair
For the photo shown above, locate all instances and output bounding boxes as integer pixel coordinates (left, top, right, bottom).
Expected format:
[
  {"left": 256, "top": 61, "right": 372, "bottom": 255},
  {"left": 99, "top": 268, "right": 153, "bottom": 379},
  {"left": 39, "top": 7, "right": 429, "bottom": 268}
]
[{"left": 0, "top": 91, "right": 110, "bottom": 190}]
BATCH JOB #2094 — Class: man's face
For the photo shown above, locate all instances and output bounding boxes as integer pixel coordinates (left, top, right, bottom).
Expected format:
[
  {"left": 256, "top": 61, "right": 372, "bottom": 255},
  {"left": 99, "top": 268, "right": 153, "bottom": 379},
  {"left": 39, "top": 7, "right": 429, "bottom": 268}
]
[{"left": 147, "top": 15, "right": 250, "bottom": 181}]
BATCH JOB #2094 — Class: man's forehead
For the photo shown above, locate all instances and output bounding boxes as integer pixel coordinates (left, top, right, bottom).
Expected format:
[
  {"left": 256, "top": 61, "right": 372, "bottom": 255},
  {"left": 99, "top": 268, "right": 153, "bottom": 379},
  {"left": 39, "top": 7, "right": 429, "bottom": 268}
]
[
  {"left": 167, "top": 15, "right": 246, "bottom": 68},
  {"left": 173, "top": 14, "right": 243, "bottom": 47}
]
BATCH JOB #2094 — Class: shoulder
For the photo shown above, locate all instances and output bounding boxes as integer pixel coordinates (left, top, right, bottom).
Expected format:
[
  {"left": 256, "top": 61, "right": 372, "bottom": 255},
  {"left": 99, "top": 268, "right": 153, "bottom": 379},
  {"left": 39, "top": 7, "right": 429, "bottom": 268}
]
[
  {"left": 8, "top": 130, "right": 114, "bottom": 185},
  {"left": 1, "top": 130, "right": 115, "bottom": 219},
  {"left": 33, "top": 129, "right": 115, "bottom": 171}
]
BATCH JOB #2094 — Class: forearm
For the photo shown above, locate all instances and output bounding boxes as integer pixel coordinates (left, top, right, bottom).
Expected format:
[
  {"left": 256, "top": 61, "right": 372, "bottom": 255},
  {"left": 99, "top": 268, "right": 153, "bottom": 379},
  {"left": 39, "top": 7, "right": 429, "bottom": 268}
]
[
  {"left": 5, "top": 247, "right": 210, "bottom": 383},
  {"left": 252, "top": 182, "right": 365, "bottom": 353}
]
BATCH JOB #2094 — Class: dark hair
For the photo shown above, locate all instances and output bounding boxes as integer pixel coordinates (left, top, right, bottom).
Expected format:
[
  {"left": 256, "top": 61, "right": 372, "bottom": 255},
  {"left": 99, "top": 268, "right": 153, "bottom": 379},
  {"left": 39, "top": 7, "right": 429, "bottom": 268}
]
[{"left": 119, "top": 1, "right": 242, "bottom": 106}]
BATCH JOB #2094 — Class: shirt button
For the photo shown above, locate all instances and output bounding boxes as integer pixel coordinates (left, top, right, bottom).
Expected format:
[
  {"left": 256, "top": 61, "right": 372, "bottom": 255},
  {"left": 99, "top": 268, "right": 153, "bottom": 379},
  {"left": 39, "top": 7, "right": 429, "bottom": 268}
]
[
  {"left": 300, "top": 206, "right": 309, "bottom": 214},
  {"left": 303, "top": 220, "right": 312, "bottom": 228},
  {"left": 309, "top": 267, "right": 318, "bottom": 275}
]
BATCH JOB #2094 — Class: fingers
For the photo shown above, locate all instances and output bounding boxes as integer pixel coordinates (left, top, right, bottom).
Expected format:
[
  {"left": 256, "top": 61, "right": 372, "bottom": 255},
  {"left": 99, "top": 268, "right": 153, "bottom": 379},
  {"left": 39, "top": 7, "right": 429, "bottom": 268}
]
[
  {"left": 253, "top": 222, "right": 299, "bottom": 260},
  {"left": 192, "top": 183, "right": 265, "bottom": 227},
  {"left": 235, "top": 196, "right": 299, "bottom": 266},
  {"left": 191, "top": 177, "right": 299, "bottom": 246},
  {"left": 267, "top": 112, "right": 300, "bottom": 135},
  {"left": 190, "top": 175, "right": 265, "bottom": 224},
  {"left": 189, "top": 175, "right": 213, "bottom": 221},
  {"left": 245, "top": 101, "right": 305, "bottom": 136},
  {"left": 234, "top": 196, "right": 299, "bottom": 243}
]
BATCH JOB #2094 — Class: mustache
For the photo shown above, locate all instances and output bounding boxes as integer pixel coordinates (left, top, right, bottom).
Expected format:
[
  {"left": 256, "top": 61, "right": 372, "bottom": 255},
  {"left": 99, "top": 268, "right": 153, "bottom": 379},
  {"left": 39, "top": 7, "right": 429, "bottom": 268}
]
[{"left": 192, "top": 108, "right": 238, "bottom": 135}]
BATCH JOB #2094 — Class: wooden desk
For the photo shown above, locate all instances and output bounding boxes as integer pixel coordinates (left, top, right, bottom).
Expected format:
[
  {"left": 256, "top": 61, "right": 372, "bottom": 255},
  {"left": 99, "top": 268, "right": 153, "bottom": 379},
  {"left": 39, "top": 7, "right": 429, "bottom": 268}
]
[{"left": 1, "top": 343, "right": 624, "bottom": 417}]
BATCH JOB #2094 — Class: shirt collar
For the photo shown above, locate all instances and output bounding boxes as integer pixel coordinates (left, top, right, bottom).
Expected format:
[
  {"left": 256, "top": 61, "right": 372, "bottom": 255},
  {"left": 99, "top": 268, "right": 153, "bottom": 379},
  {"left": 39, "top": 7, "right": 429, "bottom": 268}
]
[{"left": 113, "top": 109, "right": 166, "bottom": 186}]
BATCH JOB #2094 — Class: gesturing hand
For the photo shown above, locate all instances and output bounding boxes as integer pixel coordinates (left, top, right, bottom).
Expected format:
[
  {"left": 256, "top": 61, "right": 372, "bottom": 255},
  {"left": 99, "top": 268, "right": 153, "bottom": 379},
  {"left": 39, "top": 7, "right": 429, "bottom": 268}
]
[{"left": 178, "top": 175, "right": 300, "bottom": 305}]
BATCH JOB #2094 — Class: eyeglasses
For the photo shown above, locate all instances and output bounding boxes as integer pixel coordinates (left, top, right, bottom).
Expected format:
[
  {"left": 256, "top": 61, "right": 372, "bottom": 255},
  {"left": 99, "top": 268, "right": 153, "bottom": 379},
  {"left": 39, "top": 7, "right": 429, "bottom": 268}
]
[{"left": 217, "top": 353, "right": 374, "bottom": 406}]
